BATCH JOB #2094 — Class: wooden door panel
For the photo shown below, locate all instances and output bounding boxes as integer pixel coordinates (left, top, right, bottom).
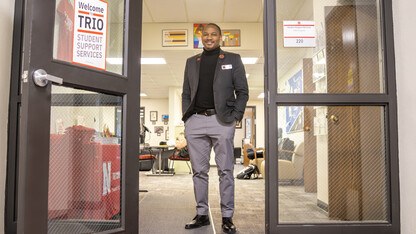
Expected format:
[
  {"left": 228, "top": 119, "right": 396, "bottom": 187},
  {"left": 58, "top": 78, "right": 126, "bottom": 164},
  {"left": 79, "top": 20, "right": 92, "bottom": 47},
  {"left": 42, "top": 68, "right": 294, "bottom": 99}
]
[
  {"left": 303, "top": 58, "right": 317, "bottom": 193},
  {"left": 326, "top": 5, "right": 387, "bottom": 221}
]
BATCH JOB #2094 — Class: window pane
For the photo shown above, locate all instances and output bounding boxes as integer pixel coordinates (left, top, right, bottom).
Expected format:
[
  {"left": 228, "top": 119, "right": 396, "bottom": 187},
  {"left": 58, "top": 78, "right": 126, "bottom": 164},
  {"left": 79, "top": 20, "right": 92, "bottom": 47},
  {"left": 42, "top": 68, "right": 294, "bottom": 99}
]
[
  {"left": 277, "top": 106, "right": 388, "bottom": 223},
  {"left": 276, "top": 0, "right": 385, "bottom": 94},
  {"left": 53, "top": 0, "right": 125, "bottom": 75},
  {"left": 48, "top": 85, "right": 122, "bottom": 233}
]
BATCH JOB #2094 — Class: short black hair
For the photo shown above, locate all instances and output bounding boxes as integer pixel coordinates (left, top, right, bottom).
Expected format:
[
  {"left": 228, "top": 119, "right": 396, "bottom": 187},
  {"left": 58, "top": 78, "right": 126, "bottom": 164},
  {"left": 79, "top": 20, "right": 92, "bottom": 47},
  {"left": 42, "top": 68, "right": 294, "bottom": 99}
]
[{"left": 203, "top": 23, "right": 222, "bottom": 35}]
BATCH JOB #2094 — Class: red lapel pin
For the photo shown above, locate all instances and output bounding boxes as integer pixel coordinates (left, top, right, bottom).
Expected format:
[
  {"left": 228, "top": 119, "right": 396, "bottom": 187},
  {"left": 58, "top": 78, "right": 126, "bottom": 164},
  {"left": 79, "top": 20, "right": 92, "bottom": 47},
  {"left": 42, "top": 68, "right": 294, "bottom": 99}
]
[
  {"left": 219, "top": 54, "right": 224, "bottom": 59},
  {"left": 197, "top": 58, "right": 201, "bottom": 61}
]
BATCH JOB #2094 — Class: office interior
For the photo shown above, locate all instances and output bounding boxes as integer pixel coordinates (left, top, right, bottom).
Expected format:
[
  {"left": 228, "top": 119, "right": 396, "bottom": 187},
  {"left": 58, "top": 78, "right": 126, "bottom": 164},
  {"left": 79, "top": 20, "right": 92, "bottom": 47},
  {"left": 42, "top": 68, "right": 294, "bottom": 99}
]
[
  {"left": 1, "top": 0, "right": 416, "bottom": 234},
  {"left": 48, "top": 0, "right": 393, "bottom": 232}
]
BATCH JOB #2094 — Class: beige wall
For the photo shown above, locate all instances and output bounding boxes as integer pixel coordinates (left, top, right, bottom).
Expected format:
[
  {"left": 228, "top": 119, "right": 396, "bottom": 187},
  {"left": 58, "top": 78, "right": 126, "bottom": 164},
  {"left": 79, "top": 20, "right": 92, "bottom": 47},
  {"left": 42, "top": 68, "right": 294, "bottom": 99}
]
[
  {"left": 393, "top": 1, "right": 416, "bottom": 233},
  {"left": 143, "top": 22, "right": 263, "bottom": 51},
  {"left": 140, "top": 98, "right": 169, "bottom": 146},
  {"left": 0, "top": 0, "right": 15, "bottom": 232}
]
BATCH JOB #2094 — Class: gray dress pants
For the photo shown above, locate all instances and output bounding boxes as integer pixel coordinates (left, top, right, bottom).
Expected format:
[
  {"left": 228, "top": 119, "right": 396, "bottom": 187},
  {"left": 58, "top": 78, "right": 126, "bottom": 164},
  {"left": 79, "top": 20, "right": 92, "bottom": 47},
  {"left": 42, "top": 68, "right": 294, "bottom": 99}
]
[{"left": 184, "top": 113, "right": 236, "bottom": 218}]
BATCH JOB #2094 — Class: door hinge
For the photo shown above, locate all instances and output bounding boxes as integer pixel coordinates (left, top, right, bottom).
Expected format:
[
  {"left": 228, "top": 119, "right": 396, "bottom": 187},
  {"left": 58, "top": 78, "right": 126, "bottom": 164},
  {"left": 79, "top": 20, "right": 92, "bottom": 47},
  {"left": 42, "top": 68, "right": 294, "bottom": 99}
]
[
  {"left": 21, "top": 70, "right": 28, "bottom": 83},
  {"left": 267, "top": 91, "right": 270, "bottom": 105}
]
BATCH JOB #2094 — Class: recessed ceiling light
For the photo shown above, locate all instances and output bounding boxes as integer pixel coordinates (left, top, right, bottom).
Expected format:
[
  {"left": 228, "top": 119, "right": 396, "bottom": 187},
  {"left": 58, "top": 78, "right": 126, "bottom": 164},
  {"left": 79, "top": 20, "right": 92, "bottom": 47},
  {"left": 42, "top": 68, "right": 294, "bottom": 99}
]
[
  {"left": 316, "top": 58, "right": 326, "bottom": 64},
  {"left": 140, "top": 93, "right": 147, "bottom": 97},
  {"left": 141, "top": 58, "right": 166, "bottom": 64},
  {"left": 106, "top": 58, "right": 123, "bottom": 64},
  {"left": 258, "top": 93, "right": 264, "bottom": 99},
  {"left": 106, "top": 58, "right": 167, "bottom": 65},
  {"left": 242, "top": 57, "right": 258, "bottom": 64}
]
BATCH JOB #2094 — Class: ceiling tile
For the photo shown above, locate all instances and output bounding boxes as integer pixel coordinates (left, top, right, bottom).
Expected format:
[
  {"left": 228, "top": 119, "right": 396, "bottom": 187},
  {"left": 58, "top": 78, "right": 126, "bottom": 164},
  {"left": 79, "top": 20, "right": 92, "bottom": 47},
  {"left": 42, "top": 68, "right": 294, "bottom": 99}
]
[
  {"left": 145, "top": 0, "right": 187, "bottom": 22},
  {"left": 185, "top": 0, "right": 224, "bottom": 23},
  {"left": 224, "top": 0, "right": 262, "bottom": 22}
]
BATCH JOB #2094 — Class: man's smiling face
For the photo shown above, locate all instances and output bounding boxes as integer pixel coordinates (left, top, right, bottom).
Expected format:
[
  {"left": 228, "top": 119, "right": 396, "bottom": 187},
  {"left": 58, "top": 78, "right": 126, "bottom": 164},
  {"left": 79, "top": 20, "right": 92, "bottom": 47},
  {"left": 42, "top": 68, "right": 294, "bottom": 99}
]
[{"left": 202, "top": 25, "right": 221, "bottom": 51}]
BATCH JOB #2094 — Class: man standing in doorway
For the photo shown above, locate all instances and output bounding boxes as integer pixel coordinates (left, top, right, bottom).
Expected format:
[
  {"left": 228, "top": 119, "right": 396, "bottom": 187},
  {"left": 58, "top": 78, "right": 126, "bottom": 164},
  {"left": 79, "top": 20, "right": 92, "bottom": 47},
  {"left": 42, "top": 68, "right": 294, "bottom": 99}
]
[{"left": 182, "top": 23, "right": 249, "bottom": 233}]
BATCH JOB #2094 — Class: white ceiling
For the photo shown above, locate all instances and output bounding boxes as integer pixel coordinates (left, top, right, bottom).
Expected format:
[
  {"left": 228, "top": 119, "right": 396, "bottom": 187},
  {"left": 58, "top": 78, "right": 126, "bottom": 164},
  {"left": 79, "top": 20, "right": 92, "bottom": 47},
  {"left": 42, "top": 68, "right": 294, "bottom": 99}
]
[
  {"left": 143, "top": 0, "right": 264, "bottom": 24},
  {"left": 140, "top": 0, "right": 310, "bottom": 99}
]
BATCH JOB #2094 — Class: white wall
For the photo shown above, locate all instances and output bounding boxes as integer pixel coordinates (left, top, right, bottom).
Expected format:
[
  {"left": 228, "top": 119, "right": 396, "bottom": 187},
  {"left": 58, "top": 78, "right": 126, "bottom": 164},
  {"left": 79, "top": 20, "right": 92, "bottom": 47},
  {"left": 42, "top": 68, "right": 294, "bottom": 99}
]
[
  {"left": 393, "top": 1, "right": 416, "bottom": 233},
  {"left": 0, "top": 0, "right": 15, "bottom": 232},
  {"left": 140, "top": 98, "right": 169, "bottom": 146}
]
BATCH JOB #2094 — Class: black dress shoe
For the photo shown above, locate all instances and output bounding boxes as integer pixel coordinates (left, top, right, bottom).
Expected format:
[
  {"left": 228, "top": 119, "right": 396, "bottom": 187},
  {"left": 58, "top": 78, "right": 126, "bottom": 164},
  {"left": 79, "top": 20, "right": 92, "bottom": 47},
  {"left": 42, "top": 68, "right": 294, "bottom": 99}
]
[
  {"left": 185, "top": 215, "right": 210, "bottom": 229},
  {"left": 222, "top": 217, "right": 236, "bottom": 233}
]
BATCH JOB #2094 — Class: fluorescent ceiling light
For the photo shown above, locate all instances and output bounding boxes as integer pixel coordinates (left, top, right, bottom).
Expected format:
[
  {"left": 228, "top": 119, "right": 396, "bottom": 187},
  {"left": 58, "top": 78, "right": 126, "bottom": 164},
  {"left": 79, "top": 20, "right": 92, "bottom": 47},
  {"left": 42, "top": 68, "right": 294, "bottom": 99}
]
[
  {"left": 242, "top": 57, "right": 258, "bottom": 64},
  {"left": 316, "top": 58, "right": 326, "bottom": 64},
  {"left": 141, "top": 58, "right": 166, "bottom": 64},
  {"left": 313, "top": 73, "right": 325, "bottom": 78},
  {"left": 140, "top": 93, "right": 147, "bottom": 97},
  {"left": 106, "top": 58, "right": 167, "bottom": 65},
  {"left": 258, "top": 93, "right": 264, "bottom": 99},
  {"left": 106, "top": 58, "right": 123, "bottom": 64}
]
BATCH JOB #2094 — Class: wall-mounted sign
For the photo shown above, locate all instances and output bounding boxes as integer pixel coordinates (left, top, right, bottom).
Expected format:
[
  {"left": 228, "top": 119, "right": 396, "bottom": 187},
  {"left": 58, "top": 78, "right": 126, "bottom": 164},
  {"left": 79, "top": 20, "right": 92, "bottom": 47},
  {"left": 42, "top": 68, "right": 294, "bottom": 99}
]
[
  {"left": 162, "top": 30, "right": 187, "bottom": 47},
  {"left": 283, "top": 21, "right": 316, "bottom": 48},
  {"left": 193, "top": 24, "right": 206, "bottom": 49},
  {"left": 222, "top": 30, "right": 240, "bottom": 47},
  {"left": 72, "top": 0, "right": 108, "bottom": 70}
]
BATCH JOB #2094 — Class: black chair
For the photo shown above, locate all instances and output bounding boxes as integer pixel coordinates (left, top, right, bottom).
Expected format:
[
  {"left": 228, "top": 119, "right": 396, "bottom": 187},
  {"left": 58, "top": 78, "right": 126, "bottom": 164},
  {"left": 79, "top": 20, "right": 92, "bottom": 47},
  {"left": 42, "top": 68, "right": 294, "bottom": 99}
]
[{"left": 139, "top": 148, "right": 156, "bottom": 171}]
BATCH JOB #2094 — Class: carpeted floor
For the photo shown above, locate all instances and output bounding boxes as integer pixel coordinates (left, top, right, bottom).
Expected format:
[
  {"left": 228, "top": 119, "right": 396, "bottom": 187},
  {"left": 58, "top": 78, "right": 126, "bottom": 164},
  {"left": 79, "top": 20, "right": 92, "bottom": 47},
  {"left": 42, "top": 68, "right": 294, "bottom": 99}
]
[
  {"left": 139, "top": 164, "right": 265, "bottom": 234},
  {"left": 138, "top": 163, "right": 335, "bottom": 233}
]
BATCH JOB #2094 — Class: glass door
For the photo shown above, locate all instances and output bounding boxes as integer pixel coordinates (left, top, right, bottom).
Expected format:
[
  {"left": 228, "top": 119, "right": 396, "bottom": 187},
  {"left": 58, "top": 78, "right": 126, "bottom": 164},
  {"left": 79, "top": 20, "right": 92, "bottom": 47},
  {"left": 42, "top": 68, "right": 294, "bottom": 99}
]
[
  {"left": 16, "top": 0, "right": 141, "bottom": 233},
  {"left": 264, "top": 0, "right": 400, "bottom": 233}
]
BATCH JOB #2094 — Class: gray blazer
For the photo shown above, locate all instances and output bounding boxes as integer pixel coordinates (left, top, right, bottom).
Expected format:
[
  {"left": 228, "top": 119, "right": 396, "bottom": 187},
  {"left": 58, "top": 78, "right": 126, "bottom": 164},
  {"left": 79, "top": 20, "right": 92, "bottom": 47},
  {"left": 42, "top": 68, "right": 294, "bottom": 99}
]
[{"left": 182, "top": 49, "right": 249, "bottom": 123}]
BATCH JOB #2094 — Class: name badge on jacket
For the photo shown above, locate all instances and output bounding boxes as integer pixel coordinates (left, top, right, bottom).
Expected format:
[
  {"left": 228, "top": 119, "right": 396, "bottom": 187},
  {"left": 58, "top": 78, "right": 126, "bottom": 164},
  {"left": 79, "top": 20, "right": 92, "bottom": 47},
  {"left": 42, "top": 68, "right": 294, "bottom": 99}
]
[{"left": 221, "top": 64, "right": 232, "bottom": 70}]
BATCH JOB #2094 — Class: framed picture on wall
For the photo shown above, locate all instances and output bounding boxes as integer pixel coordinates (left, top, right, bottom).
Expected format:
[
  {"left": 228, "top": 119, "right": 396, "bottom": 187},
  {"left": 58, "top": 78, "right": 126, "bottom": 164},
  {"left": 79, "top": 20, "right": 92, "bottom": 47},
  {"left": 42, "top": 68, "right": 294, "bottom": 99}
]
[
  {"left": 154, "top": 126, "right": 164, "bottom": 134},
  {"left": 193, "top": 23, "right": 206, "bottom": 48},
  {"left": 150, "top": 111, "right": 158, "bottom": 121},
  {"left": 162, "top": 29, "right": 188, "bottom": 47},
  {"left": 221, "top": 29, "right": 241, "bottom": 47}
]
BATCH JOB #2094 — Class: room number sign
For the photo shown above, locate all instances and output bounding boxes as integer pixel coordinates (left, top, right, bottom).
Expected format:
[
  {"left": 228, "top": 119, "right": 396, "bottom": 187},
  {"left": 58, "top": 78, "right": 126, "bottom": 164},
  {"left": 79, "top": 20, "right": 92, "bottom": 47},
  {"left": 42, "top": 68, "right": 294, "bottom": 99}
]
[{"left": 283, "top": 20, "right": 316, "bottom": 48}]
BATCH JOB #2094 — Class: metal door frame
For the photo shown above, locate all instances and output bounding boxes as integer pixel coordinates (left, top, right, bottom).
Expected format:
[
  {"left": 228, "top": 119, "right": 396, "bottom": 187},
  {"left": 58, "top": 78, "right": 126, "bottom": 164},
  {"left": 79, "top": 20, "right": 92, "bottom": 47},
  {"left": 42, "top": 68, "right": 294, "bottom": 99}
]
[
  {"left": 5, "top": 0, "right": 25, "bottom": 232},
  {"left": 263, "top": 0, "right": 400, "bottom": 233},
  {"left": 5, "top": 0, "right": 143, "bottom": 233}
]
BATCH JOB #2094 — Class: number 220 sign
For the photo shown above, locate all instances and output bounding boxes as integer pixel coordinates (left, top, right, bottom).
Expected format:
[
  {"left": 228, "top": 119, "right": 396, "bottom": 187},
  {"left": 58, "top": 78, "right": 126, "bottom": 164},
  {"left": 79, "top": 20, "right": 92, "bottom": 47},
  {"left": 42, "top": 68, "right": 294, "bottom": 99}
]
[{"left": 283, "top": 21, "right": 316, "bottom": 48}]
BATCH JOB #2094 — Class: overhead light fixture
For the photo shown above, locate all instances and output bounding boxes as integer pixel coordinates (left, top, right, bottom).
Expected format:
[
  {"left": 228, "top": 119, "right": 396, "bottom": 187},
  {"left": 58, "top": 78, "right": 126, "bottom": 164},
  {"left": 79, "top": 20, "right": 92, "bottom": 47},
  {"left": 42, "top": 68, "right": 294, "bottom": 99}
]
[
  {"left": 141, "top": 58, "right": 166, "bottom": 64},
  {"left": 106, "top": 58, "right": 123, "bottom": 64},
  {"left": 106, "top": 58, "right": 167, "bottom": 65},
  {"left": 316, "top": 58, "right": 326, "bottom": 64},
  {"left": 258, "top": 93, "right": 264, "bottom": 99},
  {"left": 140, "top": 93, "right": 147, "bottom": 97},
  {"left": 242, "top": 57, "right": 258, "bottom": 64}
]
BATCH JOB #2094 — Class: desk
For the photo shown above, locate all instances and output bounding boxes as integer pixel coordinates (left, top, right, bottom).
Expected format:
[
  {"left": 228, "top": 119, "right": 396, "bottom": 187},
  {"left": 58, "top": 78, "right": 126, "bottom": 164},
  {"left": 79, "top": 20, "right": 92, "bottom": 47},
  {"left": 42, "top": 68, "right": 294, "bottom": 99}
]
[{"left": 145, "top": 146, "right": 175, "bottom": 176}]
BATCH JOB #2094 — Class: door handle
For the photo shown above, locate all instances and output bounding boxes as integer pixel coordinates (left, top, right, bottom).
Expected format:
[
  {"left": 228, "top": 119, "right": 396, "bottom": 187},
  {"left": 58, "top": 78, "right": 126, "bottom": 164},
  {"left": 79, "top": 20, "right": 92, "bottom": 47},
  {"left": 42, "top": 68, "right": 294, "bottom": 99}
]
[
  {"left": 32, "top": 69, "right": 63, "bottom": 87},
  {"left": 329, "top": 115, "right": 339, "bottom": 124},
  {"left": 326, "top": 113, "right": 340, "bottom": 124}
]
